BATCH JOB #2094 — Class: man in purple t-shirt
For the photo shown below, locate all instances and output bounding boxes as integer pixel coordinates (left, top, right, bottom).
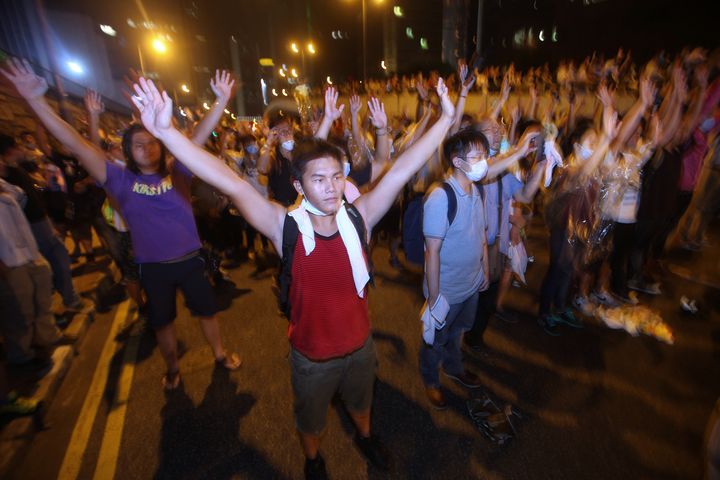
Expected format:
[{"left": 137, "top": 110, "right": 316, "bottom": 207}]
[{"left": 2, "top": 60, "right": 241, "bottom": 390}]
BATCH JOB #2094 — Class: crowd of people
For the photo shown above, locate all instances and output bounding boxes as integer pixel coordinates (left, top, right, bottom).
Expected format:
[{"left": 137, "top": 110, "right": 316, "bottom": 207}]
[{"left": 1, "top": 45, "right": 719, "bottom": 478}]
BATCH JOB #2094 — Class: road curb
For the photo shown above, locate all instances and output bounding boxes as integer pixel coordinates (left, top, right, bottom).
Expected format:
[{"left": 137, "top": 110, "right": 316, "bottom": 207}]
[{"left": 0, "top": 346, "right": 74, "bottom": 478}]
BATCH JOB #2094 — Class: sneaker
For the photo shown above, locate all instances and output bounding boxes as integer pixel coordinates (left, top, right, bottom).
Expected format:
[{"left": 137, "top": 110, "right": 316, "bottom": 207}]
[
  {"left": 495, "top": 309, "right": 518, "bottom": 323},
  {"left": 538, "top": 315, "right": 562, "bottom": 336},
  {"left": 614, "top": 291, "right": 640, "bottom": 305},
  {"left": 354, "top": 434, "right": 391, "bottom": 472},
  {"left": 443, "top": 370, "right": 482, "bottom": 388},
  {"left": 0, "top": 392, "right": 40, "bottom": 416},
  {"left": 425, "top": 386, "right": 448, "bottom": 410},
  {"left": 557, "top": 309, "right": 584, "bottom": 328},
  {"left": 65, "top": 298, "right": 95, "bottom": 314},
  {"left": 304, "top": 454, "right": 328, "bottom": 480},
  {"left": 573, "top": 296, "right": 595, "bottom": 316},
  {"left": 591, "top": 290, "right": 619, "bottom": 307},
  {"left": 628, "top": 279, "right": 662, "bottom": 295}
]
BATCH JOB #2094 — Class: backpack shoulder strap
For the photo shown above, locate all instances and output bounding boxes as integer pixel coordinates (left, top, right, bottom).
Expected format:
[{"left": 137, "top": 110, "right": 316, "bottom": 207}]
[
  {"left": 276, "top": 213, "right": 300, "bottom": 318},
  {"left": 345, "top": 203, "right": 374, "bottom": 285},
  {"left": 440, "top": 181, "right": 458, "bottom": 226}
]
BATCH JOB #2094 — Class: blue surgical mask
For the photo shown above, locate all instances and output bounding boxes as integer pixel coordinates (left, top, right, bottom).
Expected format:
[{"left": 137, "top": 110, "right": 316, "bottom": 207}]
[
  {"left": 700, "top": 117, "right": 716, "bottom": 133},
  {"left": 575, "top": 143, "right": 593, "bottom": 161},
  {"left": 282, "top": 139, "right": 295, "bottom": 151},
  {"left": 343, "top": 161, "right": 351, "bottom": 177},
  {"left": 488, "top": 147, "right": 498, "bottom": 157},
  {"left": 245, "top": 144, "right": 259, "bottom": 154},
  {"left": 499, "top": 138, "right": 510, "bottom": 154}
]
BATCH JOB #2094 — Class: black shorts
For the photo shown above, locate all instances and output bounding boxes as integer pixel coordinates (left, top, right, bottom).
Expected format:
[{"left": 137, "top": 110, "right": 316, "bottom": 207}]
[
  {"left": 118, "top": 231, "right": 140, "bottom": 283},
  {"left": 139, "top": 252, "right": 217, "bottom": 329}
]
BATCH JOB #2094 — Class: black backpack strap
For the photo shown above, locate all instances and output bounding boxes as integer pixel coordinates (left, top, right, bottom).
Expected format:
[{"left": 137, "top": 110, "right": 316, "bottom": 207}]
[
  {"left": 276, "top": 213, "right": 299, "bottom": 318},
  {"left": 440, "top": 182, "right": 458, "bottom": 226},
  {"left": 345, "top": 203, "right": 375, "bottom": 286}
]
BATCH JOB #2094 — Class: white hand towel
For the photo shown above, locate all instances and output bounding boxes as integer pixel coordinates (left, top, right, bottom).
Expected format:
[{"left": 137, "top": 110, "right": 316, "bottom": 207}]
[{"left": 288, "top": 198, "right": 370, "bottom": 297}]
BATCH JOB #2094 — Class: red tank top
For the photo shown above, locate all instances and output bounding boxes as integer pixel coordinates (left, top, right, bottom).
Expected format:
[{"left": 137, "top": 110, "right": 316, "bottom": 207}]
[{"left": 288, "top": 231, "right": 370, "bottom": 360}]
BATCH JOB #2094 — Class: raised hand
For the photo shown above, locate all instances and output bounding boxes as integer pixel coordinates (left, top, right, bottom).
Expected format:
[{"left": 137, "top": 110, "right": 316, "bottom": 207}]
[
  {"left": 323, "top": 86, "right": 345, "bottom": 121},
  {"left": 460, "top": 67, "right": 476, "bottom": 95},
  {"left": 210, "top": 69, "right": 235, "bottom": 102},
  {"left": 130, "top": 77, "right": 174, "bottom": 138},
  {"left": 602, "top": 106, "right": 619, "bottom": 140},
  {"left": 367, "top": 97, "right": 387, "bottom": 130},
  {"left": 84, "top": 90, "right": 104, "bottom": 115},
  {"left": 349, "top": 94, "right": 362, "bottom": 116},
  {"left": 500, "top": 74, "right": 511, "bottom": 102},
  {"left": 596, "top": 81, "right": 615, "bottom": 108},
  {"left": 639, "top": 75, "right": 657, "bottom": 108},
  {"left": 0, "top": 58, "right": 49, "bottom": 100},
  {"left": 695, "top": 64, "right": 709, "bottom": 89},
  {"left": 415, "top": 74, "right": 429, "bottom": 101},
  {"left": 510, "top": 104, "right": 521, "bottom": 126},
  {"left": 436, "top": 78, "right": 455, "bottom": 119}
]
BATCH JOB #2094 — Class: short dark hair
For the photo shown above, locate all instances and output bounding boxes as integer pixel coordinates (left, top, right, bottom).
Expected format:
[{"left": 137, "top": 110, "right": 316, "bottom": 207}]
[
  {"left": 0, "top": 134, "right": 17, "bottom": 156},
  {"left": 268, "top": 112, "right": 296, "bottom": 130},
  {"left": 121, "top": 124, "right": 168, "bottom": 176},
  {"left": 291, "top": 137, "right": 343, "bottom": 182},
  {"left": 442, "top": 130, "right": 489, "bottom": 170},
  {"left": 237, "top": 133, "right": 256, "bottom": 145}
]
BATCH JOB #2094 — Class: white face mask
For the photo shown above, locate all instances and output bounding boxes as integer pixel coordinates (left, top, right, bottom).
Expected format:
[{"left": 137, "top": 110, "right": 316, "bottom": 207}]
[
  {"left": 575, "top": 143, "right": 593, "bottom": 161},
  {"left": 343, "top": 161, "right": 351, "bottom": 177},
  {"left": 459, "top": 158, "right": 488, "bottom": 182},
  {"left": 282, "top": 139, "right": 295, "bottom": 151},
  {"left": 245, "top": 144, "right": 259, "bottom": 155}
]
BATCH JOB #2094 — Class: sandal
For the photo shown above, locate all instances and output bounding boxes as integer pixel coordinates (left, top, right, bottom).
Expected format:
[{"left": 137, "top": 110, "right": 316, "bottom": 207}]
[
  {"left": 215, "top": 352, "right": 242, "bottom": 371},
  {"left": 162, "top": 370, "right": 181, "bottom": 391}
]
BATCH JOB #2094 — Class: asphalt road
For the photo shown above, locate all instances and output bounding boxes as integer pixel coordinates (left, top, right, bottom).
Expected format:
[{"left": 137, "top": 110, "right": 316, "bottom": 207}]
[{"left": 8, "top": 219, "right": 720, "bottom": 480}]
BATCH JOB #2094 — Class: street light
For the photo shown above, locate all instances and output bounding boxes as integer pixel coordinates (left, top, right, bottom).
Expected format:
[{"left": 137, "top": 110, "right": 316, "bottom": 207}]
[
  {"left": 288, "top": 40, "right": 317, "bottom": 78},
  {"left": 346, "top": 0, "right": 386, "bottom": 83},
  {"left": 66, "top": 61, "right": 83, "bottom": 75},
  {"left": 181, "top": 84, "right": 190, "bottom": 93},
  {"left": 152, "top": 38, "right": 167, "bottom": 54},
  {"left": 291, "top": 68, "right": 298, "bottom": 78}
]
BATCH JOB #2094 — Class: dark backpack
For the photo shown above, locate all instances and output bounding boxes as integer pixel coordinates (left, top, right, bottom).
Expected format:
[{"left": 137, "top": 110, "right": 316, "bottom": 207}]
[
  {"left": 275, "top": 203, "right": 373, "bottom": 319},
  {"left": 402, "top": 182, "right": 458, "bottom": 266}
]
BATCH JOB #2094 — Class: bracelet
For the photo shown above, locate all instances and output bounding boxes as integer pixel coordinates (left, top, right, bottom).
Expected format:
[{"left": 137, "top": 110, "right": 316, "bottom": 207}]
[{"left": 375, "top": 127, "right": 389, "bottom": 136}]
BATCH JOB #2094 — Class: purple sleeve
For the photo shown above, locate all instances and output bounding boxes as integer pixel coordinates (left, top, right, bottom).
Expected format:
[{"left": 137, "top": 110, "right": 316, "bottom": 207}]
[
  {"left": 101, "top": 161, "right": 125, "bottom": 199},
  {"left": 172, "top": 159, "right": 194, "bottom": 179}
]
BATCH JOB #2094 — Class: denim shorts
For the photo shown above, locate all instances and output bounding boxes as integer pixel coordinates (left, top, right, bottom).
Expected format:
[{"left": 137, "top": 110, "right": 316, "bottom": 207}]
[{"left": 290, "top": 336, "right": 377, "bottom": 435}]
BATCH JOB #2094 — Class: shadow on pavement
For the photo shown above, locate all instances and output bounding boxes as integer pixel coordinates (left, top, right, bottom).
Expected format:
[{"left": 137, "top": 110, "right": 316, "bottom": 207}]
[{"left": 154, "top": 366, "right": 288, "bottom": 480}]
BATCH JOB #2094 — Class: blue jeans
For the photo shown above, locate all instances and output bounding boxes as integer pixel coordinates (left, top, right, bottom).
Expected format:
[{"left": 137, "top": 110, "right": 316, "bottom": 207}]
[
  {"left": 30, "top": 218, "right": 78, "bottom": 306},
  {"left": 419, "top": 292, "right": 479, "bottom": 388}
]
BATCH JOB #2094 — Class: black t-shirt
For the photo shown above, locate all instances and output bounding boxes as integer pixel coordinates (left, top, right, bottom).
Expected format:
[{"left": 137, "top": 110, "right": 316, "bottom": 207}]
[
  {"left": 267, "top": 151, "right": 298, "bottom": 207},
  {"left": 3, "top": 166, "right": 47, "bottom": 223},
  {"left": 349, "top": 160, "right": 372, "bottom": 188},
  {"left": 637, "top": 146, "right": 682, "bottom": 221}
]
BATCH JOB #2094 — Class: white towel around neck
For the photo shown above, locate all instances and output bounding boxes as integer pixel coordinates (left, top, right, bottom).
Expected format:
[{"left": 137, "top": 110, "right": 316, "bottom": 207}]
[
  {"left": 288, "top": 198, "right": 370, "bottom": 298},
  {"left": 543, "top": 140, "right": 565, "bottom": 187}
]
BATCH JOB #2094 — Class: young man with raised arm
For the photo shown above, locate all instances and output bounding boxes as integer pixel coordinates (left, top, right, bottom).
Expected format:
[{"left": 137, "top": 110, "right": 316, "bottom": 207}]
[{"left": 126, "top": 75, "right": 455, "bottom": 480}]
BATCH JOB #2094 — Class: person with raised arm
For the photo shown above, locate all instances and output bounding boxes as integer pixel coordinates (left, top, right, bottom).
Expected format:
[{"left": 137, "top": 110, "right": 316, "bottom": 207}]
[
  {"left": 127, "top": 74, "right": 455, "bottom": 480},
  {"left": 1, "top": 59, "right": 241, "bottom": 391}
]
